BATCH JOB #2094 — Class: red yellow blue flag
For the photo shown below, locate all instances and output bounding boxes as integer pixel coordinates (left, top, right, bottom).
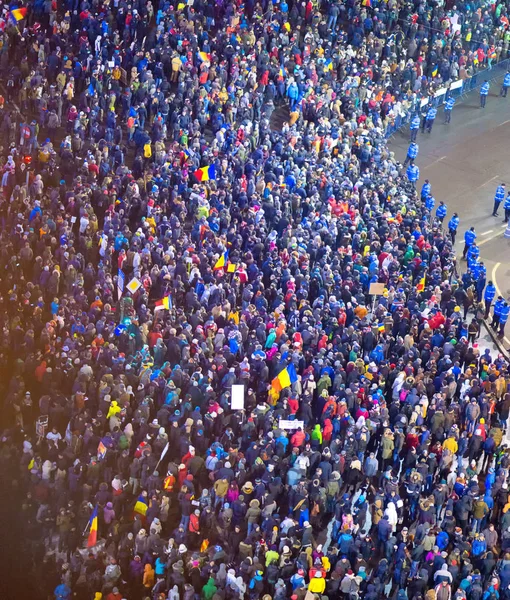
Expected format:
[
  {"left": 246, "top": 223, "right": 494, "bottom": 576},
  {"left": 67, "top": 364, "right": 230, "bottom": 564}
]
[
  {"left": 271, "top": 363, "right": 298, "bottom": 393},
  {"left": 194, "top": 164, "right": 216, "bottom": 182},
  {"left": 87, "top": 505, "right": 98, "bottom": 547}
]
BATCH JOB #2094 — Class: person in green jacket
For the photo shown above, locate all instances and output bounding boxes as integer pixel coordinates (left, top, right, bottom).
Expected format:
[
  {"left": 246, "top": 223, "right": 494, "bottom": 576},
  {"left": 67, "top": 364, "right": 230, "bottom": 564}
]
[
  {"left": 202, "top": 577, "right": 217, "bottom": 600},
  {"left": 311, "top": 424, "right": 323, "bottom": 446}
]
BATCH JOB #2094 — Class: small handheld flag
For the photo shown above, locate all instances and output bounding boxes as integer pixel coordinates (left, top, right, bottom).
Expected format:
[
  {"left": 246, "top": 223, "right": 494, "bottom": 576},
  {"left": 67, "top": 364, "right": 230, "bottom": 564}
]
[
  {"left": 271, "top": 363, "right": 298, "bottom": 393},
  {"left": 87, "top": 505, "right": 99, "bottom": 547},
  {"left": 431, "top": 65, "right": 438, "bottom": 77},
  {"left": 97, "top": 441, "right": 107, "bottom": 460},
  {"left": 134, "top": 494, "right": 148, "bottom": 517},
  {"left": 214, "top": 250, "right": 229, "bottom": 270},
  {"left": 416, "top": 276, "right": 426, "bottom": 292},
  {"left": 199, "top": 51, "right": 212, "bottom": 64},
  {"left": 154, "top": 295, "right": 171, "bottom": 311},
  {"left": 10, "top": 7, "right": 27, "bottom": 22},
  {"left": 194, "top": 164, "right": 216, "bottom": 181}
]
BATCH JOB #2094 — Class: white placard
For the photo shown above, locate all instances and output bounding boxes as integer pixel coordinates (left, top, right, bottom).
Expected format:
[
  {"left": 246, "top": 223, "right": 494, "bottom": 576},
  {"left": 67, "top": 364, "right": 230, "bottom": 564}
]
[
  {"left": 231, "top": 384, "right": 245, "bottom": 410},
  {"left": 279, "top": 419, "right": 304, "bottom": 430},
  {"left": 450, "top": 79, "right": 463, "bottom": 90},
  {"left": 434, "top": 87, "right": 448, "bottom": 97},
  {"left": 420, "top": 98, "right": 429, "bottom": 107}
]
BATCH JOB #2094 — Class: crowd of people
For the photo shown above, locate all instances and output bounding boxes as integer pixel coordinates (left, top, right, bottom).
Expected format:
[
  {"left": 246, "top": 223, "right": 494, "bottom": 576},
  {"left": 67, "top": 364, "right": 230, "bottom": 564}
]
[{"left": 1, "top": 0, "right": 510, "bottom": 599}]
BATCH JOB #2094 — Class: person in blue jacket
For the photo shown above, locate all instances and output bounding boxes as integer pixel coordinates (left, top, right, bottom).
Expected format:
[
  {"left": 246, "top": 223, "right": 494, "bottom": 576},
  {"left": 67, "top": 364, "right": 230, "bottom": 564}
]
[
  {"left": 484, "top": 280, "right": 497, "bottom": 318},
  {"left": 425, "top": 194, "right": 435, "bottom": 212},
  {"left": 436, "top": 201, "right": 447, "bottom": 223},
  {"left": 444, "top": 95, "right": 455, "bottom": 123},
  {"left": 491, "top": 296, "right": 504, "bottom": 329},
  {"left": 286, "top": 80, "right": 299, "bottom": 110},
  {"left": 409, "top": 113, "right": 420, "bottom": 141},
  {"left": 493, "top": 183, "right": 506, "bottom": 216},
  {"left": 406, "top": 163, "right": 419, "bottom": 187},
  {"left": 421, "top": 179, "right": 431, "bottom": 200},
  {"left": 462, "top": 226, "right": 477, "bottom": 259},
  {"left": 499, "top": 301, "right": 510, "bottom": 337},
  {"left": 501, "top": 71, "right": 510, "bottom": 97},
  {"left": 448, "top": 213, "right": 460, "bottom": 244},
  {"left": 467, "top": 242, "right": 480, "bottom": 267},
  {"left": 503, "top": 191, "right": 510, "bottom": 223},
  {"left": 480, "top": 80, "right": 490, "bottom": 107},
  {"left": 422, "top": 105, "right": 437, "bottom": 133},
  {"left": 403, "top": 142, "right": 419, "bottom": 167}
]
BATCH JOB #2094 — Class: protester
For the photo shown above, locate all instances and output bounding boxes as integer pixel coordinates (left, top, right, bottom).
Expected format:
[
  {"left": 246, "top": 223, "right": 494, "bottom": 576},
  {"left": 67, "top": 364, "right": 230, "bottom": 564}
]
[{"left": 0, "top": 1, "right": 509, "bottom": 600}]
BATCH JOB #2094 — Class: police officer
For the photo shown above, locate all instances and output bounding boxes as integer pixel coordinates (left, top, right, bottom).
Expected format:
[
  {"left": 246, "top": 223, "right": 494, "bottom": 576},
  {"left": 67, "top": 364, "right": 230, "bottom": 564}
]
[
  {"left": 409, "top": 113, "right": 420, "bottom": 142},
  {"left": 480, "top": 80, "right": 490, "bottom": 108},
  {"left": 462, "top": 226, "right": 477, "bottom": 259},
  {"left": 421, "top": 179, "right": 431, "bottom": 200},
  {"left": 503, "top": 192, "right": 510, "bottom": 223},
  {"left": 425, "top": 194, "right": 435, "bottom": 213},
  {"left": 484, "top": 280, "right": 496, "bottom": 319},
  {"left": 492, "top": 296, "right": 504, "bottom": 329},
  {"left": 422, "top": 105, "right": 437, "bottom": 133},
  {"left": 436, "top": 201, "right": 447, "bottom": 223},
  {"left": 406, "top": 163, "right": 420, "bottom": 188},
  {"left": 403, "top": 142, "right": 419, "bottom": 167},
  {"left": 493, "top": 183, "right": 506, "bottom": 217},
  {"left": 448, "top": 213, "right": 460, "bottom": 244},
  {"left": 444, "top": 95, "right": 455, "bottom": 124},
  {"left": 501, "top": 71, "right": 510, "bottom": 97},
  {"left": 499, "top": 301, "right": 510, "bottom": 337}
]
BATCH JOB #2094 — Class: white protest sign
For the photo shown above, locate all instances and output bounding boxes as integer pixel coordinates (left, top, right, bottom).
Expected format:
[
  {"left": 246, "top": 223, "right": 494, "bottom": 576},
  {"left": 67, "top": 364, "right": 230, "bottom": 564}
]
[
  {"left": 279, "top": 419, "right": 304, "bottom": 430},
  {"left": 231, "top": 384, "right": 245, "bottom": 410}
]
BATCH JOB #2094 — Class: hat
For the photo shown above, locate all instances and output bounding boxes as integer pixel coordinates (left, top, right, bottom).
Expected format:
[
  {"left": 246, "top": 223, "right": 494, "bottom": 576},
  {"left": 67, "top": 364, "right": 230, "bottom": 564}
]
[{"left": 178, "top": 544, "right": 187, "bottom": 553}]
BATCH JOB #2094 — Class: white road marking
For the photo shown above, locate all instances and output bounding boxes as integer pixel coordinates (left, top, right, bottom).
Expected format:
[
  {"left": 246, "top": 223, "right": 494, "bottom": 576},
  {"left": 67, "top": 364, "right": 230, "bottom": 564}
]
[
  {"left": 473, "top": 175, "right": 500, "bottom": 193},
  {"left": 481, "top": 230, "right": 494, "bottom": 235},
  {"left": 424, "top": 155, "right": 447, "bottom": 169},
  {"left": 478, "top": 229, "right": 506, "bottom": 245},
  {"left": 501, "top": 119, "right": 510, "bottom": 125}
]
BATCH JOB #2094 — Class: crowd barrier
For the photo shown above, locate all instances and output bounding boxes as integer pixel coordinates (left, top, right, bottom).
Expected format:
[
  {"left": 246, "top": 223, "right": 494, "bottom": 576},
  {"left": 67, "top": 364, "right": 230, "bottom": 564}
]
[{"left": 384, "top": 58, "right": 510, "bottom": 139}]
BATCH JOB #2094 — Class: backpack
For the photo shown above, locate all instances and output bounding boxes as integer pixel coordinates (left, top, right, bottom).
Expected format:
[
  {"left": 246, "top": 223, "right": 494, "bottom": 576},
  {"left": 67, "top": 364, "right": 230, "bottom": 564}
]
[{"left": 22, "top": 125, "right": 31, "bottom": 139}]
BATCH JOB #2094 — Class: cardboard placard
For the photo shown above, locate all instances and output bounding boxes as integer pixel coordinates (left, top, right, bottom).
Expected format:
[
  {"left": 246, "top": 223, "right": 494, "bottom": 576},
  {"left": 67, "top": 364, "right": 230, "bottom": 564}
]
[{"left": 369, "top": 282, "right": 386, "bottom": 295}]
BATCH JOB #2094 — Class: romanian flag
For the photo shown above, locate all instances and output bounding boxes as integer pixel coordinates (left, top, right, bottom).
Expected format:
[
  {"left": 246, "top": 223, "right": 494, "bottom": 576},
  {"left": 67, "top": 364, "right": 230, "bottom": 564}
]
[
  {"left": 154, "top": 295, "right": 170, "bottom": 311},
  {"left": 278, "top": 67, "right": 285, "bottom": 79},
  {"left": 271, "top": 363, "right": 298, "bottom": 393},
  {"left": 194, "top": 164, "right": 216, "bottom": 182},
  {"left": 10, "top": 7, "right": 27, "bottom": 21},
  {"left": 431, "top": 65, "right": 438, "bottom": 77},
  {"left": 214, "top": 250, "right": 229, "bottom": 270},
  {"left": 97, "top": 441, "right": 107, "bottom": 460},
  {"left": 416, "top": 276, "right": 426, "bottom": 292},
  {"left": 87, "top": 505, "right": 99, "bottom": 547},
  {"left": 199, "top": 51, "right": 211, "bottom": 63},
  {"left": 227, "top": 262, "right": 237, "bottom": 273},
  {"left": 378, "top": 324, "right": 385, "bottom": 332},
  {"left": 134, "top": 494, "right": 148, "bottom": 517}
]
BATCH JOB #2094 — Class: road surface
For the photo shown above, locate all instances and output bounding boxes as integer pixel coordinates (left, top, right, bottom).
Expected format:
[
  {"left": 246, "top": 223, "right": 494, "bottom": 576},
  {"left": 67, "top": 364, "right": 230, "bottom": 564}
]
[{"left": 390, "top": 76, "right": 510, "bottom": 346}]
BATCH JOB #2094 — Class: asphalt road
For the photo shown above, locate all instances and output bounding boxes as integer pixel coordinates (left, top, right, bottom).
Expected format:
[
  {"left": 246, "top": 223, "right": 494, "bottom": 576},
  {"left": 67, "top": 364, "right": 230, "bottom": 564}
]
[{"left": 389, "top": 77, "right": 510, "bottom": 345}]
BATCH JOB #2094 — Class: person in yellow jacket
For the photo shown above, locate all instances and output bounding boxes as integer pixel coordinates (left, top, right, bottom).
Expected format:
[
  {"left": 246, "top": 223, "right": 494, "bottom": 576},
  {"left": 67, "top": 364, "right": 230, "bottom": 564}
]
[
  {"left": 143, "top": 563, "right": 155, "bottom": 589},
  {"left": 308, "top": 571, "right": 326, "bottom": 594},
  {"left": 443, "top": 435, "right": 458, "bottom": 454}
]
